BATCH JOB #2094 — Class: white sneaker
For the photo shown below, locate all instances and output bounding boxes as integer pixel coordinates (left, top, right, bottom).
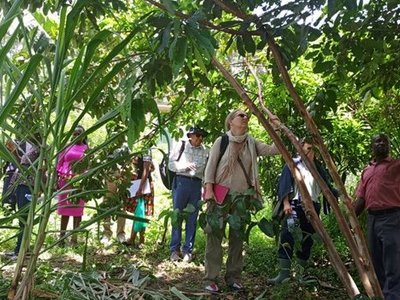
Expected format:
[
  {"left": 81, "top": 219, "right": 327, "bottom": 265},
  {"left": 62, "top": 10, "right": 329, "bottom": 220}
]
[
  {"left": 100, "top": 236, "right": 111, "bottom": 246},
  {"left": 117, "top": 233, "right": 126, "bottom": 243},
  {"left": 182, "top": 253, "right": 193, "bottom": 263}
]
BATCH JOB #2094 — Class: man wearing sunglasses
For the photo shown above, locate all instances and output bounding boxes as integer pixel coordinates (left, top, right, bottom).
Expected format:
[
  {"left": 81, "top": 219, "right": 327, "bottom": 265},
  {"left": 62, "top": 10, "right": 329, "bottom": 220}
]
[{"left": 168, "top": 126, "right": 209, "bottom": 263}]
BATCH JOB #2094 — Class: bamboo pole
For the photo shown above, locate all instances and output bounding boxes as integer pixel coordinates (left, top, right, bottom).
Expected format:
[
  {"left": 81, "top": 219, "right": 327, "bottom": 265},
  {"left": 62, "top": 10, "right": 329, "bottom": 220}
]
[
  {"left": 263, "top": 32, "right": 382, "bottom": 298},
  {"left": 212, "top": 57, "right": 359, "bottom": 297},
  {"left": 244, "top": 56, "right": 378, "bottom": 297},
  {"left": 146, "top": 0, "right": 382, "bottom": 295},
  {"left": 205, "top": 2, "right": 382, "bottom": 296}
]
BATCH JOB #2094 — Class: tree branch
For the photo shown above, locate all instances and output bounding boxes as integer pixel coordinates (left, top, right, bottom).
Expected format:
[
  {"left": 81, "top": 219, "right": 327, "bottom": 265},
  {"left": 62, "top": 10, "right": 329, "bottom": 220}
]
[
  {"left": 212, "top": 57, "right": 359, "bottom": 298},
  {"left": 211, "top": 1, "right": 382, "bottom": 298},
  {"left": 145, "top": 0, "right": 262, "bottom": 36}
]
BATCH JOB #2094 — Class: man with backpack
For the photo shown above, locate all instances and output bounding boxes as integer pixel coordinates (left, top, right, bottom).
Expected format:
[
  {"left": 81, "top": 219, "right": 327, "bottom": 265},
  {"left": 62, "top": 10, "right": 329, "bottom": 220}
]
[{"left": 168, "top": 126, "right": 209, "bottom": 262}]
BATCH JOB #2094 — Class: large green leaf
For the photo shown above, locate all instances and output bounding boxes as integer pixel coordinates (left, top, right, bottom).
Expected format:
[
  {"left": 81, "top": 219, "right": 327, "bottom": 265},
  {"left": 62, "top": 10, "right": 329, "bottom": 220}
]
[
  {"left": 71, "top": 60, "right": 130, "bottom": 133},
  {"left": 79, "top": 30, "right": 113, "bottom": 83},
  {"left": 0, "top": 0, "right": 23, "bottom": 41},
  {"left": 327, "top": 0, "right": 338, "bottom": 19},
  {"left": 68, "top": 29, "right": 139, "bottom": 105},
  {"left": 243, "top": 34, "right": 256, "bottom": 55},
  {"left": 236, "top": 36, "right": 246, "bottom": 57},
  {"left": 161, "top": 0, "right": 176, "bottom": 14},
  {"left": 193, "top": 46, "right": 207, "bottom": 73},
  {"left": 158, "top": 21, "right": 172, "bottom": 53},
  {"left": 171, "top": 37, "right": 187, "bottom": 76},
  {"left": 258, "top": 217, "right": 275, "bottom": 238},
  {"left": 0, "top": 54, "right": 43, "bottom": 126},
  {"left": 206, "top": 212, "right": 221, "bottom": 233},
  {"left": 183, "top": 203, "right": 195, "bottom": 214},
  {"left": 227, "top": 214, "right": 241, "bottom": 231},
  {"left": 170, "top": 287, "right": 191, "bottom": 300},
  {"left": 148, "top": 14, "right": 170, "bottom": 28},
  {"left": 0, "top": 24, "right": 19, "bottom": 70}
]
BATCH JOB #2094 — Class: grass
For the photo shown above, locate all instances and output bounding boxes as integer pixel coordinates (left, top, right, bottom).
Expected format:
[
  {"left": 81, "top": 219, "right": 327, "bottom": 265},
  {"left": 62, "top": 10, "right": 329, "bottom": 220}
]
[{"left": 0, "top": 178, "right": 365, "bottom": 299}]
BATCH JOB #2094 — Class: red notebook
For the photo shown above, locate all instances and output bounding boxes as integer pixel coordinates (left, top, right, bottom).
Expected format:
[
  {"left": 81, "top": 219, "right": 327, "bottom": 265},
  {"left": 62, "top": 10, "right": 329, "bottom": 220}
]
[{"left": 213, "top": 184, "right": 230, "bottom": 205}]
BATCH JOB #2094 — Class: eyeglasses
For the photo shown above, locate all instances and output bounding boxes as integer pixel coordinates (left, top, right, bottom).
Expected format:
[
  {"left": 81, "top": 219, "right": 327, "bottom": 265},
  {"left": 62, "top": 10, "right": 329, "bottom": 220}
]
[
  {"left": 194, "top": 133, "right": 203, "bottom": 138},
  {"left": 236, "top": 113, "right": 249, "bottom": 119}
]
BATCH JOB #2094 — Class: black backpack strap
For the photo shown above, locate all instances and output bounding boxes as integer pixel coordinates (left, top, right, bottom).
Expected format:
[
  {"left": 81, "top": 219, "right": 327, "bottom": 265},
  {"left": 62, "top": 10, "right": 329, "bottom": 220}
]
[
  {"left": 176, "top": 140, "right": 186, "bottom": 161},
  {"left": 216, "top": 134, "right": 229, "bottom": 167}
]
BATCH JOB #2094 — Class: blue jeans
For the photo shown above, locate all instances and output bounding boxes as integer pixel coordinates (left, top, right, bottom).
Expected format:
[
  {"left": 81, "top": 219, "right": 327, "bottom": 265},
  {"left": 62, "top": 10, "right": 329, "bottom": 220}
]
[
  {"left": 278, "top": 202, "right": 320, "bottom": 261},
  {"left": 368, "top": 210, "right": 400, "bottom": 300},
  {"left": 2, "top": 172, "right": 16, "bottom": 210},
  {"left": 15, "top": 184, "right": 32, "bottom": 254},
  {"left": 170, "top": 176, "right": 201, "bottom": 254}
]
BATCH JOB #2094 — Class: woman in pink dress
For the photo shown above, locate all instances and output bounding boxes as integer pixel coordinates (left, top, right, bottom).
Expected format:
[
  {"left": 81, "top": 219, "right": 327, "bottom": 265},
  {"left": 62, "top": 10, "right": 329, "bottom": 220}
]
[{"left": 56, "top": 125, "right": 88, "bottom": 246}]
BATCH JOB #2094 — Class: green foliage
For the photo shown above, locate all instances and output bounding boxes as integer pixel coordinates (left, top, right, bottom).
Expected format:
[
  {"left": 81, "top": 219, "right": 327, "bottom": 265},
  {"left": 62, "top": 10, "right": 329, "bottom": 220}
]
[
  {"left": 0, "top": 276, "right": 10, "bottom": 299},
  {"left": 199, "top": 189, "right": 263, "bottom": 242},
  {"left": 1, "top": 0, "right": 399, "bottom": 297},
  {"left": 258, "top": 217, "right": 277, "bottom": 238},
  {"left": 158, "top": 203, "right": 196, "bottom": 232}
]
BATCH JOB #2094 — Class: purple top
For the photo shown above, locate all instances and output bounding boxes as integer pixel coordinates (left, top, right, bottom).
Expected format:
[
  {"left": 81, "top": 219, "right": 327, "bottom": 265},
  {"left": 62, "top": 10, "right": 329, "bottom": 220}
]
[{"left": 56, "top": 143, "right": 88, "bottom": 178}]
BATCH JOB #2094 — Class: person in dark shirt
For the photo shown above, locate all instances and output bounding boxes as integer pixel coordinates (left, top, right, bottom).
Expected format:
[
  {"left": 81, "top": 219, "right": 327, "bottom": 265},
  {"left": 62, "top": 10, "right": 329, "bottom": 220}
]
[
  {"left": 268, "top": 137, "right": 338, "bottom": 284},
  {"left": 5, "top": 138, "right": 40, "bottom": 259}
]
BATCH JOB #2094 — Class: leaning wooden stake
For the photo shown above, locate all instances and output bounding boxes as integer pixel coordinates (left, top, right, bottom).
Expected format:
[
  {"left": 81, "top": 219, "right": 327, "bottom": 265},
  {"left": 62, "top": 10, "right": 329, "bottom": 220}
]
[
  {"left": 144, "top": 0, "right": 381, "bottom": 297},
  {"left": 245, "top": 57, "right": 379, "bottom": 297},
  {"left": 212, "top": 57, "right": 360, "bottom": 297},
  {"left": 264, "top": 32, "right": 382, "bottom": 298},
  {"left": 217, "top": 1, "right": 381, "bottom": 294}
]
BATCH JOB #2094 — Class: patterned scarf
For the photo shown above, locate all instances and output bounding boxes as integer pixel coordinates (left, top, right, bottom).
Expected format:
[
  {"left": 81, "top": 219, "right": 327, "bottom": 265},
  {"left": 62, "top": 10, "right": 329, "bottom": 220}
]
[{"left": 221, "top": 131, "right": 261, "bottom": 200}]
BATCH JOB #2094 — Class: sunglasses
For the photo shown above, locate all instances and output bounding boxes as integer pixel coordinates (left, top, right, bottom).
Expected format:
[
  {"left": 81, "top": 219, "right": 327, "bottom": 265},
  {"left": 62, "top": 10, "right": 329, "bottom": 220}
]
[
  {"left": 236, "top": 113, "right": 249, "bottom": 119},
  {"left": 194, "top": 133, "right": 203, "bottom": 138}
]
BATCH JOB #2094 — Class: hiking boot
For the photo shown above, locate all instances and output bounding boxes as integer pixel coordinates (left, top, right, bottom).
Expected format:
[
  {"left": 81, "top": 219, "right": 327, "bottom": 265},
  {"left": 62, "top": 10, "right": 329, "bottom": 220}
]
[
  {"left": 170, "top": 251, "right": 181, "bottom": 262},
  {"left": 297, "top": 258, "right": 307, "bottom": 269},
  {"left": 267, "top": 258, "right": 291, "bottom": 284}
]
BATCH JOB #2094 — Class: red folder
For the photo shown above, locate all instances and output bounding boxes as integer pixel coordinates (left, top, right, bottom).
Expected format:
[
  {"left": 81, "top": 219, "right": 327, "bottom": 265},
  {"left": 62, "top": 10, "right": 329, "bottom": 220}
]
[{"left": 213, "top": 184, "right": 230, "bottom": 205}]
